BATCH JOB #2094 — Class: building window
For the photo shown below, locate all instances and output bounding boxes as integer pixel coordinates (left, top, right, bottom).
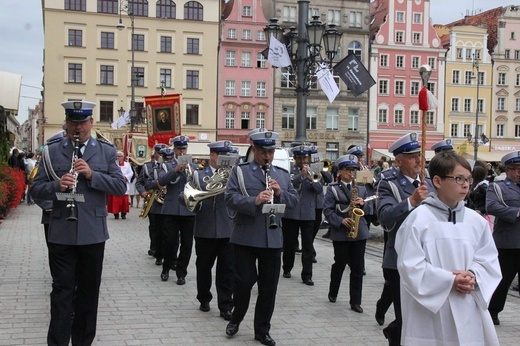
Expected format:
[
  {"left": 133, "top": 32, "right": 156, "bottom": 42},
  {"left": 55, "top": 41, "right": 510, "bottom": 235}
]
[
  {"left": 427, "top": 82, "right": 436, "bottom": 96},
  {"left": 380, "top": 55, "right": 388, "bottom": 67},
  {"left": 68, "top": 63, "right": 82, "bottom": 83},
  {"left": 327, "top": 9, "right": 341, "bottom": 25},
  {"left": 348, "top": 108, "right": 359, "bottom": 131},
  {"left": 456, "top": 48, "right": 463, "bottom": 58},
  {"left": 283, "top": 6, "right": 297, "bottom": 22},
  {"left": 186, "top": 70, "right": 199, "bottom": 89},
  {"left": 184, "top": 1, "right": 203, "bottom": 21},
  {"left": 241, "top": 52, "right": 252, "bottom": 67},
  {"left": 282, "top": 106, "right": 295, "bottom": 129},
  {"left": 156, "top": 0, "right": 176, "bottom": 18},
  {"left": 517, "top": 74, "right": 520, "bottom": 86},
  {"left": 241, "top": 81, "right": 251, "bottom": 96},
  {"left": 349, "top": 11, "right": 362, "bottom": 28},
  {"left": 99, "top": 101, "right": 113, "bottom": 123},
  {"left": 465, "top": 71, "right": 473, "bottom": 85},
  {"left": 413, "top": 13, "right": 422, "bottom": 23},
  {"left": 306, "top": 107, "right": 317, "bottom": 130},
  {"left": 133, "top": 67, "right": 144, "bottom": 86},
  {"left": 516, "top": 98, "right": 520, "bottom": 111},
  {"left": 512, "top": 32, "right": 516, "bottom": 40},
  {"left": 228, "top": 28, "right": 236, "bottom": 39},
  {"left": 225, "top": 80, "right": 235, "bottom": 96},
  {"left": 242, "top": 5, "right": 251, "bottom": 17},
  {"left": 466, "top": 49, "right": 472, "bottom": 59},
  {"left": 426, "top": 111, "right": 434, "bottom": 125},
  {"left": 410, "top": 110, "right": 419, "bottom": 125},
  {"left": 396, "top": 11, "right": 404, "bottom": 22},
  {"left": 394, "top": 110, "right": 403, "bottom": 124},
  {"left": 497, "top": 124, "right": 504, "bottom": 138},
  {"left": 452, "top": 70, "right": 460, "bottom": 84},
  {"left": 326, "top": 142, "right": 339, "bottom": 161},
  {"left": 348, "top": 41, "right": 362, "bottom": 60},
  {"left": 498, "top": 97, "right": 506, "bottom": 111},
  {"left": 160, "top": 68, "right": 171, "bottom": 88},
  {"left": 395, "top": 31, "right": 404, "bottom": 43},
  {"left": 396, "top": 55, "right": 404, "bottom": 68},
  {"left": 225, "top": 111, "right": 235, "bottom": 129},
  {"left": 463, "top": 124, "right": 471, "bottom": 138},
  {"left": 101, "top": 32, "right": 114, "bottom": 49},
  {"left": 326, "top": 108, "right": 339, "bottom": 130},
  {"left": 225, "top": 51, "right": 236, "bottom": 66},
  {"left": 379, "top": 80, "right": 388, "bottom": 95},
  {"left": 256, "top": 82, "right": 266, "bottom": 97},
  {"left": 395, "top": 81, "right": 404, "bottom": 96},
  {"left": 477, "top": 99, "right": 484, "bottom": 113},
  {"left": 133, "top": 34, "right": 145, "bottom": 51},
  {"left": 474, "top": 49, "right": 481, "bottom": 60},
  {"left": 243, "top": 29, "right": 251, "bottom": 40},
  {"left": 515, "top": 50, "right": 520, "bottom": 59},
  {"left": 160, "top": 36, "right": 172, "bottom": 53},
  {"left": 257, "top": 53, "right": 266, "bottom": 68},
  {"left": 185, "top": 104, "right": 199, "bottom": 124},
  {"left": 498, "top": 73, "right": 507, "bottom": 85},
  {"left": 464, "top": 99, "right": 472, "bottom": 112},
  {"left": 478, "top": 71, "right": 485, "bottom": 85},
  {"left": 65, "top": 0, "right": 86, "bottom": 11},
  {"left": 130, "top": 0, "right": 148, "bottom": 16},
  {"left": 68, "top": 29, "right": 82, "bottom": 46},
  {"left": 100, "top": 65, "right": 114, "bottom": 85},
  {"left": 378, "top": 109, "right": 388, "bottom": 123},
  {"left": 281, "top": 67, "right": 295, "bottom": 88},
  {"left": 428, "top": 57, "right": 436, "bottom": 69},
  {"left": 412, "top": 56, "right": 420, "bottom": 69},
  {"left": 187, "top": 38, "right": 199, "bottom": 54},
  {"left": 256, "top": 112, "right": 265, "bottom": 128},
  {"left": 505, "top": 49, "right": 510, "bottom": 59},
  {"left": 240, "top": 112, "right": 250, "bottom": 129},
  {"left": 451, "top": 98, "right": 459, "bottom": 112},
  {"left": 257, "top": 30, "right": 266, "bottom": 41},
  {"left": 451, "top": 124, "right": 459, "bottom": 137},
  {"left": 516, "top": 125, "right": 520, "bottom": 138},
  {"left": 410, "top": 81, "right": 419, "bottom": 96},
  {"left": 98, "top": 0, "right": 118, "bottom": 14},
  {"left": 413, "top": 33, "right": 421, "bottom": 44}
]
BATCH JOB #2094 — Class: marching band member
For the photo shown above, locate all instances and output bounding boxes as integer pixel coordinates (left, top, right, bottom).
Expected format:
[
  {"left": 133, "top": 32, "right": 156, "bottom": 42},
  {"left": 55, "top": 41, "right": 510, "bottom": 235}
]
[
  {"left": 224, "top": 131, "right": 298, "bottom": 346},
  {"left": 323, "top": 154, "right": 371, "bottom": 313},
  {"left": 431, "top": 138, "right": 454, "bottom": 155},
  {"left": 281, "top": 145, "right": 322, "bottom": 285},
  {"left": 135, "top": 143, "right": 168, "bottom": 264},
  {"left": 156, "top": 136, "right": 197, "bottom": 284},
  {"left": 192, "top": 140, "right": 235, "bottom": 320}
]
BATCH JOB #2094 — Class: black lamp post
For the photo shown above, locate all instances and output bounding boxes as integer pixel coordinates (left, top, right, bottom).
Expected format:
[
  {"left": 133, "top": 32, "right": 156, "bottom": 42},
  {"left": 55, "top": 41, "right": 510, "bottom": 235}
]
[
  {"left": 472, "top": 53, "right": 480, "bottom": 161},
  {"left": 264, "top": 0, "right": 341, "bottom": 145},
  {"left": 117, "top": 0, "right": 136, "bottom": 132}
]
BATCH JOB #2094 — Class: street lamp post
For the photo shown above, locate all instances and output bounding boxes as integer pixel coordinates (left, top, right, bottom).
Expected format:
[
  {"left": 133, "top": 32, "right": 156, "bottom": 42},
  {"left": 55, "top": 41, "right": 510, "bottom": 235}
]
[
  {"left": 472, "top": 53, "right": 480, "bottom": 160},
  {"left": 117, "top": 0, "right": 136, "bottom": 132},
  {"left": 264, "top": 0, "right": 341, "bottom": 145}
]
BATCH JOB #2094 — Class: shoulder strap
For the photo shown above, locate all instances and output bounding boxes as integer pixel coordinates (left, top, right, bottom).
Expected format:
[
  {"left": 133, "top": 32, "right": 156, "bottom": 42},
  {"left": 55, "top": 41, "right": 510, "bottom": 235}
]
[
  {"left": 42, "top": 145, "right": 60, "bottom": 181},
  {"left": 236, "top": 165, "right": 249, "bottom": 197},
  {"left": 388, "top": 180, "right": 402, "bottom": 203},
  {"left": 493, "top": 182, "right": 508, "bottom": 207}
]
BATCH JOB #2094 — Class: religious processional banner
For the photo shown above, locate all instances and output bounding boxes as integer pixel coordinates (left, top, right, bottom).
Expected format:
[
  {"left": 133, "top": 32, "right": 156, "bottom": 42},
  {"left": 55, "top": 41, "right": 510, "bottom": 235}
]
[
  {"left": 144, "top": 94, "right": 181, "bottom": 148},
  {"left": 125, "top": 134, "right": 152, "bottom": 166}
]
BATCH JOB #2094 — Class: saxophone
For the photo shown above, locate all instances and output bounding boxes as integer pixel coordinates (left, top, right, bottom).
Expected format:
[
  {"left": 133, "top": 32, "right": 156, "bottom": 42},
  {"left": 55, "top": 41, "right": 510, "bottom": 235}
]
[{"left": 347, "top": 179, "right": 364, "bottom": 239}]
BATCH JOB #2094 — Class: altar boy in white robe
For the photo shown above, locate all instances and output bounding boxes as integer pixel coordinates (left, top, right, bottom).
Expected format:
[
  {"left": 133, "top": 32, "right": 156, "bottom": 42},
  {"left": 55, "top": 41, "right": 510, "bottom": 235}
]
[{"left": 395, "top": 151, "right": 501, "bottom": 346}]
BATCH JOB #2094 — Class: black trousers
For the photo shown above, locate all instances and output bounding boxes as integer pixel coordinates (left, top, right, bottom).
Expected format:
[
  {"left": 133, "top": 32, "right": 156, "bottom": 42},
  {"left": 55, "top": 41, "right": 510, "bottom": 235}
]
[
  {"left": 162, "top": 215, "right": 194, "bottom": 278},
  {"left": 148, "top": 212, "right": 165, "bottom": 259},
  {"left": 382, "top": 268, "right": 402, "bottom": 346},
  {"left": 195, "top": 237, "right": 234, "bottom": 312},
  {"left": 329, "top": 240, "right": 366, "bottom": 304},
  {"left": 311, "top": 208, "right": 322, "bottom": 258},
  {"left": 489, "top": 248, "right": 520, "bottom": 316},
  {"left": 231, "top": 244, "right": 281, "bottom": 336},
  {"left": 47, "top": 242, "right": 105, "bottom": 346},
  {"left": 282, "top": 218, "right": 314, "bottom": 279}
]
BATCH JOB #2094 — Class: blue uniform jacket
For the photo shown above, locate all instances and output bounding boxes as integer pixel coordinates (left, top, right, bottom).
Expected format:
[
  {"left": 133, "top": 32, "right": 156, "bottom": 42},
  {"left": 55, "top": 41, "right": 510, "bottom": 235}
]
[
  {"left": 283, "top": 166, "right": 322, "bottom": 220},
  {"left": 157, "top": 160, "right": 197, "bottom": 216},
  {"left": 486, "top": 178, "right": 520, "bottom": 249}
]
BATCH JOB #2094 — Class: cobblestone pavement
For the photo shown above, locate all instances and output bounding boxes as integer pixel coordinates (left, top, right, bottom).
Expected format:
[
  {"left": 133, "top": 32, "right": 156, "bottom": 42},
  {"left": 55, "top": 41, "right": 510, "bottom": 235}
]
[{"left": 0, "top": 204, "right": 519, "bottom": 345}]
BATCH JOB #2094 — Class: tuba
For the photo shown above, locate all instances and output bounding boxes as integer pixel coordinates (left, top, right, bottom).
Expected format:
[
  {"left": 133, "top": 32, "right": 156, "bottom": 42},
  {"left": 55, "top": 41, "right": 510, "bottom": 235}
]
[
  {"left": 347, "top": 179, "right": 364, "bottom": 239},
  {"left": 183, "top": 168, "right": 230, "bottom": 212}
]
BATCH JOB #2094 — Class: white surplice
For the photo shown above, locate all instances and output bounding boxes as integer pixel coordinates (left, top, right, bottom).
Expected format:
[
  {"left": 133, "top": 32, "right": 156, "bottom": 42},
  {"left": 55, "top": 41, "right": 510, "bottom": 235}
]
[{"left": 395, "top": 196, "right": 502, "bottom": 346}]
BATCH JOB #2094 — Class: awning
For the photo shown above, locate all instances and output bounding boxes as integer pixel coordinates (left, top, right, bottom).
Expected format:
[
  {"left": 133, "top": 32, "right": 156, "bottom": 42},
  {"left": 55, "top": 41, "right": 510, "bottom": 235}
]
[
  {"left": 372, "top": 149, "right": 436, "bottom": 161},
  {"left": 462, "top": 151, "right": 505, "bottom": 163}
]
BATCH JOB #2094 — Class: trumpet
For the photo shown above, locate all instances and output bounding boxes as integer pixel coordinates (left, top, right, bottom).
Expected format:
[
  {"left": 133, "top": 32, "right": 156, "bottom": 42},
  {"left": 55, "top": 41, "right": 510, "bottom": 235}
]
[
  {"left": 263, "top": 160, "right": 278, "bottom": 229},
  {"left": 304, "top": 163, "right": 323, "bottom": 183}
]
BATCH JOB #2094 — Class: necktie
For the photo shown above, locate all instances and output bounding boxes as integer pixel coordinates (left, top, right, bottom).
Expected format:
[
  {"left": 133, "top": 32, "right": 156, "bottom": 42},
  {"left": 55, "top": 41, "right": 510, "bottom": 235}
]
[
  {"left": 413, "top": 180, "right": 420, "bottom": 188},
  {"left": 77, "top": 144, "right": 85, "bottom": 159},
  {"left": 347, "top": 183, "right": 351, "bottom": 191}
]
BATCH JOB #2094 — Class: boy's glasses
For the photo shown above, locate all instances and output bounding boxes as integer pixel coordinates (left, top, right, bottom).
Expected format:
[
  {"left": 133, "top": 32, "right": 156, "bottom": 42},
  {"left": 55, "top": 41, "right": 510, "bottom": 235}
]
[{"left": 443, "top": 175, "right": 473, "bottom": 185}]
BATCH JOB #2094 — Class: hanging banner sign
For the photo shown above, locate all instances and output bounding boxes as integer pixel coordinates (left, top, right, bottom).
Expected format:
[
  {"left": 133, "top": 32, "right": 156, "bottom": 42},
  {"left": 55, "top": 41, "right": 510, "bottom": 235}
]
[{"left": 144, "top": 94, "right": 182, "bottom": 148}]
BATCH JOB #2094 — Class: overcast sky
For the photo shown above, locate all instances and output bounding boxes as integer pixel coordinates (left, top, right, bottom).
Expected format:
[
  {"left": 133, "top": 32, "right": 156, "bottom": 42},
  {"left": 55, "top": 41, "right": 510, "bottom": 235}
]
[{"left": 0, "top": 0, "right": 515, "bottom": 123}]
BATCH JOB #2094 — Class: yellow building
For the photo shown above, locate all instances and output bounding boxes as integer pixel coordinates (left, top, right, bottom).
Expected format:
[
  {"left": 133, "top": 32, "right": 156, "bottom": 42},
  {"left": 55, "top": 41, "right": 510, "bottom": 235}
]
[
  {"left": 42, "top": 0, "right": 219, "bottom": 152},
  {"left": 438, "top": 25, "right": 494, "bottom": 160}
]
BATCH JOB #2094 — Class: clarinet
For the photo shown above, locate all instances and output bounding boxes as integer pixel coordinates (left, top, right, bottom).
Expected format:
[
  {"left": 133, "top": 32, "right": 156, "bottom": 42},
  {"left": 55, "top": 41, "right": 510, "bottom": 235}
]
[
  {"left": 263, "top": 160, "right": 278, "bottom": 229},
  {"left": 66, "top": 133, "right": 80, "bottom": 221}
]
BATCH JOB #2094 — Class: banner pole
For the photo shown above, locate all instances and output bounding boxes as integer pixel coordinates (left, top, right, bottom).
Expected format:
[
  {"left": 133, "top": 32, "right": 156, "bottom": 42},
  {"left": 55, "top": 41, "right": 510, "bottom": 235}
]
[{"left": 418, "top": 65, "right": 432, "bottom": 183}]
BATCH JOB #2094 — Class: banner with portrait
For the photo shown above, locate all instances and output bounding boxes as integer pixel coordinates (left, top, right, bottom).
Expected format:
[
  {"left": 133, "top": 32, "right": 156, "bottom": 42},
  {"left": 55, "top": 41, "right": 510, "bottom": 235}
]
[
  {"left": 124, "top": 134, "right": 153, "bottom": 166},
  {"left": 144, "top": 93, "right": 181, "bottom": 148}
]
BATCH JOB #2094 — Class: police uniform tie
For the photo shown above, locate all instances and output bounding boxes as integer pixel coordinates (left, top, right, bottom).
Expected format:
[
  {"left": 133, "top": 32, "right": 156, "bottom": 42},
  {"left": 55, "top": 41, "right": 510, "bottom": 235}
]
[
  {"left": 77, "top": 144, "right": 85, "bottom": 159},
  {"left": 347, "top": 183, "right": 351, "bottom": 191},
  {"left": 413, "top": 180, "right": 420, "bottom": 188}
]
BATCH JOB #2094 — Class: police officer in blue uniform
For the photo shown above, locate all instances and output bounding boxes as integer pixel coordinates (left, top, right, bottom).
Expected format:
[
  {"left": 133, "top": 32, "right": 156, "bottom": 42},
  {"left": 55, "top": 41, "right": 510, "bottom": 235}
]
[
  {"left": 224, "top": 131, "right": 299, "bottom": 346},
  {"left": 136, "top": 143, "right": 168, "bottom": 264},
  {"left": 431, "top": 138, "right": 454, "bottom": 155},
  {"left": 376, "top": 133, "right": 434, "bottom": 346},
  {"left": 30, "top": 101, "right": 126, "bottom": 346},
  {"left": 192, "top": 140, "right": 235, "bottom": 320},
  {"left": 281, "top": 145, "right": 322, "bottom": 285},
  {"left": 323, "top": 154, "right": 372, "bottom": 313},
  {"left": 157, "top": 136, "right": 198, "bottom": 284},
  {"left": 486, "top": 151, "right": 520, "bottom": 325}
]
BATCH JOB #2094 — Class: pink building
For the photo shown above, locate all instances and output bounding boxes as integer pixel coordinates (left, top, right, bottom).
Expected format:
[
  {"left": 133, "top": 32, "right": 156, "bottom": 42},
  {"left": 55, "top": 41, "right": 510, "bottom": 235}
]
[
  {"left": 369, "top": 0, "right": 446, "bottom": 158},
  {"left": 217, "top": 0, "right": 273, "bottom": 144}
]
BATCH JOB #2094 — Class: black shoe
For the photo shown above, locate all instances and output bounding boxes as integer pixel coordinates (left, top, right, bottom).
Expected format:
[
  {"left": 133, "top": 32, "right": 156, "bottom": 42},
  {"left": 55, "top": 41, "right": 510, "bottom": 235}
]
[
  {"left": 255, "top": 333, "right": 276, "bottom": 346},
  {"left": 295, "top": 247, "right": 302, "bottom": 253},
  {"left": 363, "top": 268, "right": 366, "bottom": 275},
  {"left": 328, "top": 295, "right": 337, "bottom": 303},
  {"left": 114, "top": 214, "right": 119, "bottom": 219},
  {"left": 220, "top": 310, "right": 232, "bottom": 321},
  {"left": 312, "top": 257, "right": 317, "bottom": 263},
  {"left": 302, "top": 278, "right": 314, "bottom": 286},
  {"left": 282, "top": 271, "right": 291, "bottom": 278},
  {"left": 375, "top": 310, "right": 385, "bottom": 326},
  {"left": 155, "top": 259, "right": 163, "bottom": 266},
  {"left": 492, "top": 316, "right": 500, "bottom": 325},
  {"left": 199, "top": 302, "right": 210, "bottom": 312},
  {"left": 177, "top": 277, "right": 186, "bottom": 285},
  {"left": 350, "top": 304, "right": 363, "bottom": 313},
  {"left": 148, "top": 249, "right": 155, "bottom": 257},
  {"left": 121, "top": 213, "right": 126, "bottom": 219},
  {"left": 225, "top": 321, "right": 240, "bottom": 336},
  {"left": 160, "top": 270, "right": 169, "bottom": 281}
]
